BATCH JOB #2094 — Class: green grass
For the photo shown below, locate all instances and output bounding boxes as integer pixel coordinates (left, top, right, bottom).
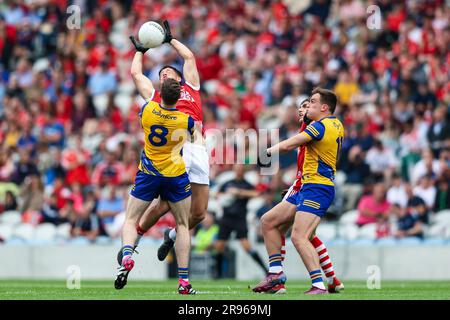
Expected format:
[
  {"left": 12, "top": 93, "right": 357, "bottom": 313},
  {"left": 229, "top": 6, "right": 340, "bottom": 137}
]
[{"left": 0, "top": 280, "right": 449, "bottom": 300}]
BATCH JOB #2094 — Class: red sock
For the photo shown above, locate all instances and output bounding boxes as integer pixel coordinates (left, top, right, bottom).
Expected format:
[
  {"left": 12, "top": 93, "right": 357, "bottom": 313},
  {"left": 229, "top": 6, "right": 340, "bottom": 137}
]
[
  {"left": 281, "top": 235, "right": 286, "bottom": 262},
  {"left": 310, "top": 236, "right": 335, "bottom": 281},
  {"left": 136, "top": 224, "right": 147, "bottom": 236}
]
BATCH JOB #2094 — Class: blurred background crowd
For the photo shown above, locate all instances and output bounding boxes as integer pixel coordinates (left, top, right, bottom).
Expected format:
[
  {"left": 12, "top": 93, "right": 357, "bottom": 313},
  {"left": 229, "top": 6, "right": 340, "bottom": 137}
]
[{"left": 0, "top": 0, "right": 449, "bottom": 247}]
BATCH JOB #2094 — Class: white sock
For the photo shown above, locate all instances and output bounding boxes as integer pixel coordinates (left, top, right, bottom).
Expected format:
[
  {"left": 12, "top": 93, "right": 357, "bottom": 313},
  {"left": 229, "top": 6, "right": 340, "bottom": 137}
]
[
  {"left": 312, "top": 281, "right": 326, "bottom": 290},
  {"left": 268, "top": 265, "right": 283, "bottom": 273},
  {"left": 169, "top": 228, "right": 177, "bottom": 241}
]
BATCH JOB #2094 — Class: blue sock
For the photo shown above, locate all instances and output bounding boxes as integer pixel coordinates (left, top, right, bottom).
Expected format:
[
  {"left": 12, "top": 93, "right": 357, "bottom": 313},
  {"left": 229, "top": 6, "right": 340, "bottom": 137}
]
[
  {"left": 268, "top": 254, "right": 283, "bottom": 273},
  {"left": 178, "top": 267, "right": 189, "bottom": 283},
  {"left": 122, "top": 245, "right": 134, "bottom": 260},
  {"left": 309, "top": 269, "right": 325, "bottom": 289}
]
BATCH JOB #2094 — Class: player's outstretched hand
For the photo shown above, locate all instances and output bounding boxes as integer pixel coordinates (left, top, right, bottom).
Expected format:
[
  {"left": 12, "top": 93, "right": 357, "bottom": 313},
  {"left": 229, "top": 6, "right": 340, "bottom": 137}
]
[
  {"left": 257, "top": 150, "right": 272, "bottom": 168},
  {"left": 162, "top": 20, "right": 173, "bottom": 43},
  {"left": 129, "top": 36, "right": 148, "bottom": 53}
]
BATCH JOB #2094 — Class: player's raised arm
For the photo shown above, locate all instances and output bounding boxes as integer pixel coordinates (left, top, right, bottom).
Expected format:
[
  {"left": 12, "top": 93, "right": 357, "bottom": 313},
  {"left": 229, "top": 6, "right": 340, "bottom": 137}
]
[
  {"left": 130, "top": 36, "right": 155, "bottom": 101},
  {"left": 162, "top": 20, "right": 200, "bottom": 89}
]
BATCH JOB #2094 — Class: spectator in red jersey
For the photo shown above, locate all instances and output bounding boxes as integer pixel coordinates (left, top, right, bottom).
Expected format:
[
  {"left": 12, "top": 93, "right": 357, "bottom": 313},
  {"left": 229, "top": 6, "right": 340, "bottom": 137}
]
[{"left": 356, "top": 183, "right": 391, "bottom": 227}]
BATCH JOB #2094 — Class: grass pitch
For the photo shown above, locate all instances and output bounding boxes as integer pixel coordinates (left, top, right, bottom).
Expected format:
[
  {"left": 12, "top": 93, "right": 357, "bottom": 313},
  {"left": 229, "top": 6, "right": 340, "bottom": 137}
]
[{"left": 0, "top": 279, "right": 449, "bottom": 300}]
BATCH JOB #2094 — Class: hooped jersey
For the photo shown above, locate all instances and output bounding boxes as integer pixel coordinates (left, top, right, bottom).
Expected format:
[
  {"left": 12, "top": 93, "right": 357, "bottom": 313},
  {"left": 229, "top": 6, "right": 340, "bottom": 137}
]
[
  {"left": 151, "top": 82, "right": 203, "bottom": 122},
  {"left": 139, "top": 101, "right": 195, "bottom": 177},
  {"left": 299, "top": 116, "right": 345, "bottom": 186}
]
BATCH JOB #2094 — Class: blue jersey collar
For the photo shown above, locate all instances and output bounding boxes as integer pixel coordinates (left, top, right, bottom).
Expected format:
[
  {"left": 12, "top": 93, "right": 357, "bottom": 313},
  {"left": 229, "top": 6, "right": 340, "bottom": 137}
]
[{"left": 159, "top": 103, "right": 177, "bottom": 111}]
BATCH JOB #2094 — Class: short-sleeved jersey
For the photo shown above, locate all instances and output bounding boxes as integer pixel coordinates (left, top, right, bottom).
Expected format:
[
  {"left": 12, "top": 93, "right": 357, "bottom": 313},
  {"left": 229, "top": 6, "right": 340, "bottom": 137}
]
[
  {"left": 299, "top": 116, "right": 344, "bottom": 186},
  {"left": 139, "top": 101, "right": 195, "bottom": 177},
  {"left": 151, "top": 82, "right": 203, "bottom": 122}
]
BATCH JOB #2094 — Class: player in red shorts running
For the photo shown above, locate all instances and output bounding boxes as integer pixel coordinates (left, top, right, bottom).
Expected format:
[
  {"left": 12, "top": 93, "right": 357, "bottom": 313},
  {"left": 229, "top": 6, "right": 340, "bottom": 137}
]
[
  {"left": 116, "top": 21, "right": 209, "bottom": 286},
  {"left": 252, "top": 98, "right": 344, "bottom": 294}
]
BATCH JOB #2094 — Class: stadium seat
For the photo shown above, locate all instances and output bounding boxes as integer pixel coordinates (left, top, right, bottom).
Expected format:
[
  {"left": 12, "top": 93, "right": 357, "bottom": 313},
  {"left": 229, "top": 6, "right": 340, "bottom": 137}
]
[
  {"left": 397, "top": 237, "right": 422, "bottom": 246},
  {"left": 5, "top": 237, "right": 26, "bottom": 245},
  {"left": 422, "top": 238, "right": 446, "bottom": 246},
  {"left": 334, "top": 171, "right": 347, "bottom": 187},
  {"left": 339, "top": 210, "right": 358, "bottom": 225},
  {"left": 93, "top": 93, "right": 109, "bottom": 116},
  {"left": 316, "top": 223, "right": 337, "bottom": 241},
  {"left": 427, "top": 223, "right": 448, "bottom": 238},
  {"left": 325, "top": 237, "right": 347, "bottom": 246},
  {"left": 55, "top": 223, "right": 72, "bottom": 240},
  {"left": 114, "top": 92, "right": 133, "bottom": 116},
  {"left": 358, "top": 223, "right": 377, "bottom": 240},
  {"left": 352, "top": 238, "right": 375, "bottom": 246},
  {"left": 214, "top": 171, "right": 236, "bottom": 187},
  {"left": 68, "top": 237, "right": 91, "bottom": 245},
  {"left": 0, "top": 224, "right": 14, "bottom": 241},
  {"left": 247, "top": 197, "right": 265, "bottom": 213},
  {"left": 244, "top": 171, "right": 259, "bottom": 186},
  {"left": 375, "top": 237, "right": 397, "bottom": 246},
  {"left": 433, "top": 210, "right": 450, "bottom": 225},
  {"left": 207, "top": 199, "right": 221, "bottom": 214},
  {"left": 34, "top": 223, "right": 57, "bottom": 242},
  {"left": 95, "top": 236, "right": 111, "bottom": 245},
  {"left": 12, "top": 223, "right": 35, "bottom": 242},
  {"left": 0, "top": 211, "right": 22, "bottom": 226},
  {"left": 338, "top": 224, "right": 359, "bottom": 240}
]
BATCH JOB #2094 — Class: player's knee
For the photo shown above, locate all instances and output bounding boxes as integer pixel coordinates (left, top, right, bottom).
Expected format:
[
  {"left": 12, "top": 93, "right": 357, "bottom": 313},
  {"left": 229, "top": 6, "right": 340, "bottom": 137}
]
[
  {"left": 261, "top": 214, "right": 275, "bottom": 231},
  {"left": 191, "top": 205, "right": 206, "bottom": 222},
  {"left": 291, "top": 232, "right": 308, "bottom": 248}
]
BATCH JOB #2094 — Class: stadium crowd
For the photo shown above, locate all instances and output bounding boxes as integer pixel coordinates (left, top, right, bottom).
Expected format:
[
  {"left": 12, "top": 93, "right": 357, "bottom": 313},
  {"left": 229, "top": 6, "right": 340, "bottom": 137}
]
[{"left": 0, "top": 0, "right": 449, "bottom": 244}]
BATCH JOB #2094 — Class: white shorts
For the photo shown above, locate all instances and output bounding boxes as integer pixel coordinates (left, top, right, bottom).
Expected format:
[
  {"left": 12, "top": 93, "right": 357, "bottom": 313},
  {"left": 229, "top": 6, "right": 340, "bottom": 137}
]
[{"left": 182, "top": 141, "right": 210, "bottom": 185}]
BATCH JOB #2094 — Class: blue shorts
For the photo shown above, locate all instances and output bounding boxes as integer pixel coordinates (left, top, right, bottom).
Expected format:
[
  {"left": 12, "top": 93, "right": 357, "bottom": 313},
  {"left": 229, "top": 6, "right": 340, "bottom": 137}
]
[
  {"left": 130, "top": 170, "right": 192, "bottom": 203},
  {"left": 290, "top": 184, "right": 335, "bottom": 218}
]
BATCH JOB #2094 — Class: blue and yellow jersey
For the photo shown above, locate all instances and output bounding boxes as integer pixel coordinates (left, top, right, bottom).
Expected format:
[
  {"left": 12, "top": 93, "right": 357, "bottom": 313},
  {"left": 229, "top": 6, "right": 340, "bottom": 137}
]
[
  {"left": 139, "top": 101, "right": 194, "bottom": 177},
  {"left": 299, "top": 116, "right": 344, "bottom": 186}
]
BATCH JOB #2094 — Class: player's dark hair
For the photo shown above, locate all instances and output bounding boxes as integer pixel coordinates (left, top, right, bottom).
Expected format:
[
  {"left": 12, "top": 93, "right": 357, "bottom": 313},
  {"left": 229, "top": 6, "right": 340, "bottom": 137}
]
[
  {"left": 158, "top": 65, "right": 183, "bottom": 79},
  {"left": 312, "top": 87, "right": 337, "bottom": 114},
  {"left": 161, "top": 78, "right": 181, "bottom": 106}
]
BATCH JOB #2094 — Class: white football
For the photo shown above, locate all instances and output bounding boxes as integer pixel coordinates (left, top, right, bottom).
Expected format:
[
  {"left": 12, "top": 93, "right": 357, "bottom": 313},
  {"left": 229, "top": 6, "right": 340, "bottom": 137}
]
[{"left": 138, "top": 21, "right": 165, "bottom": 48}]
